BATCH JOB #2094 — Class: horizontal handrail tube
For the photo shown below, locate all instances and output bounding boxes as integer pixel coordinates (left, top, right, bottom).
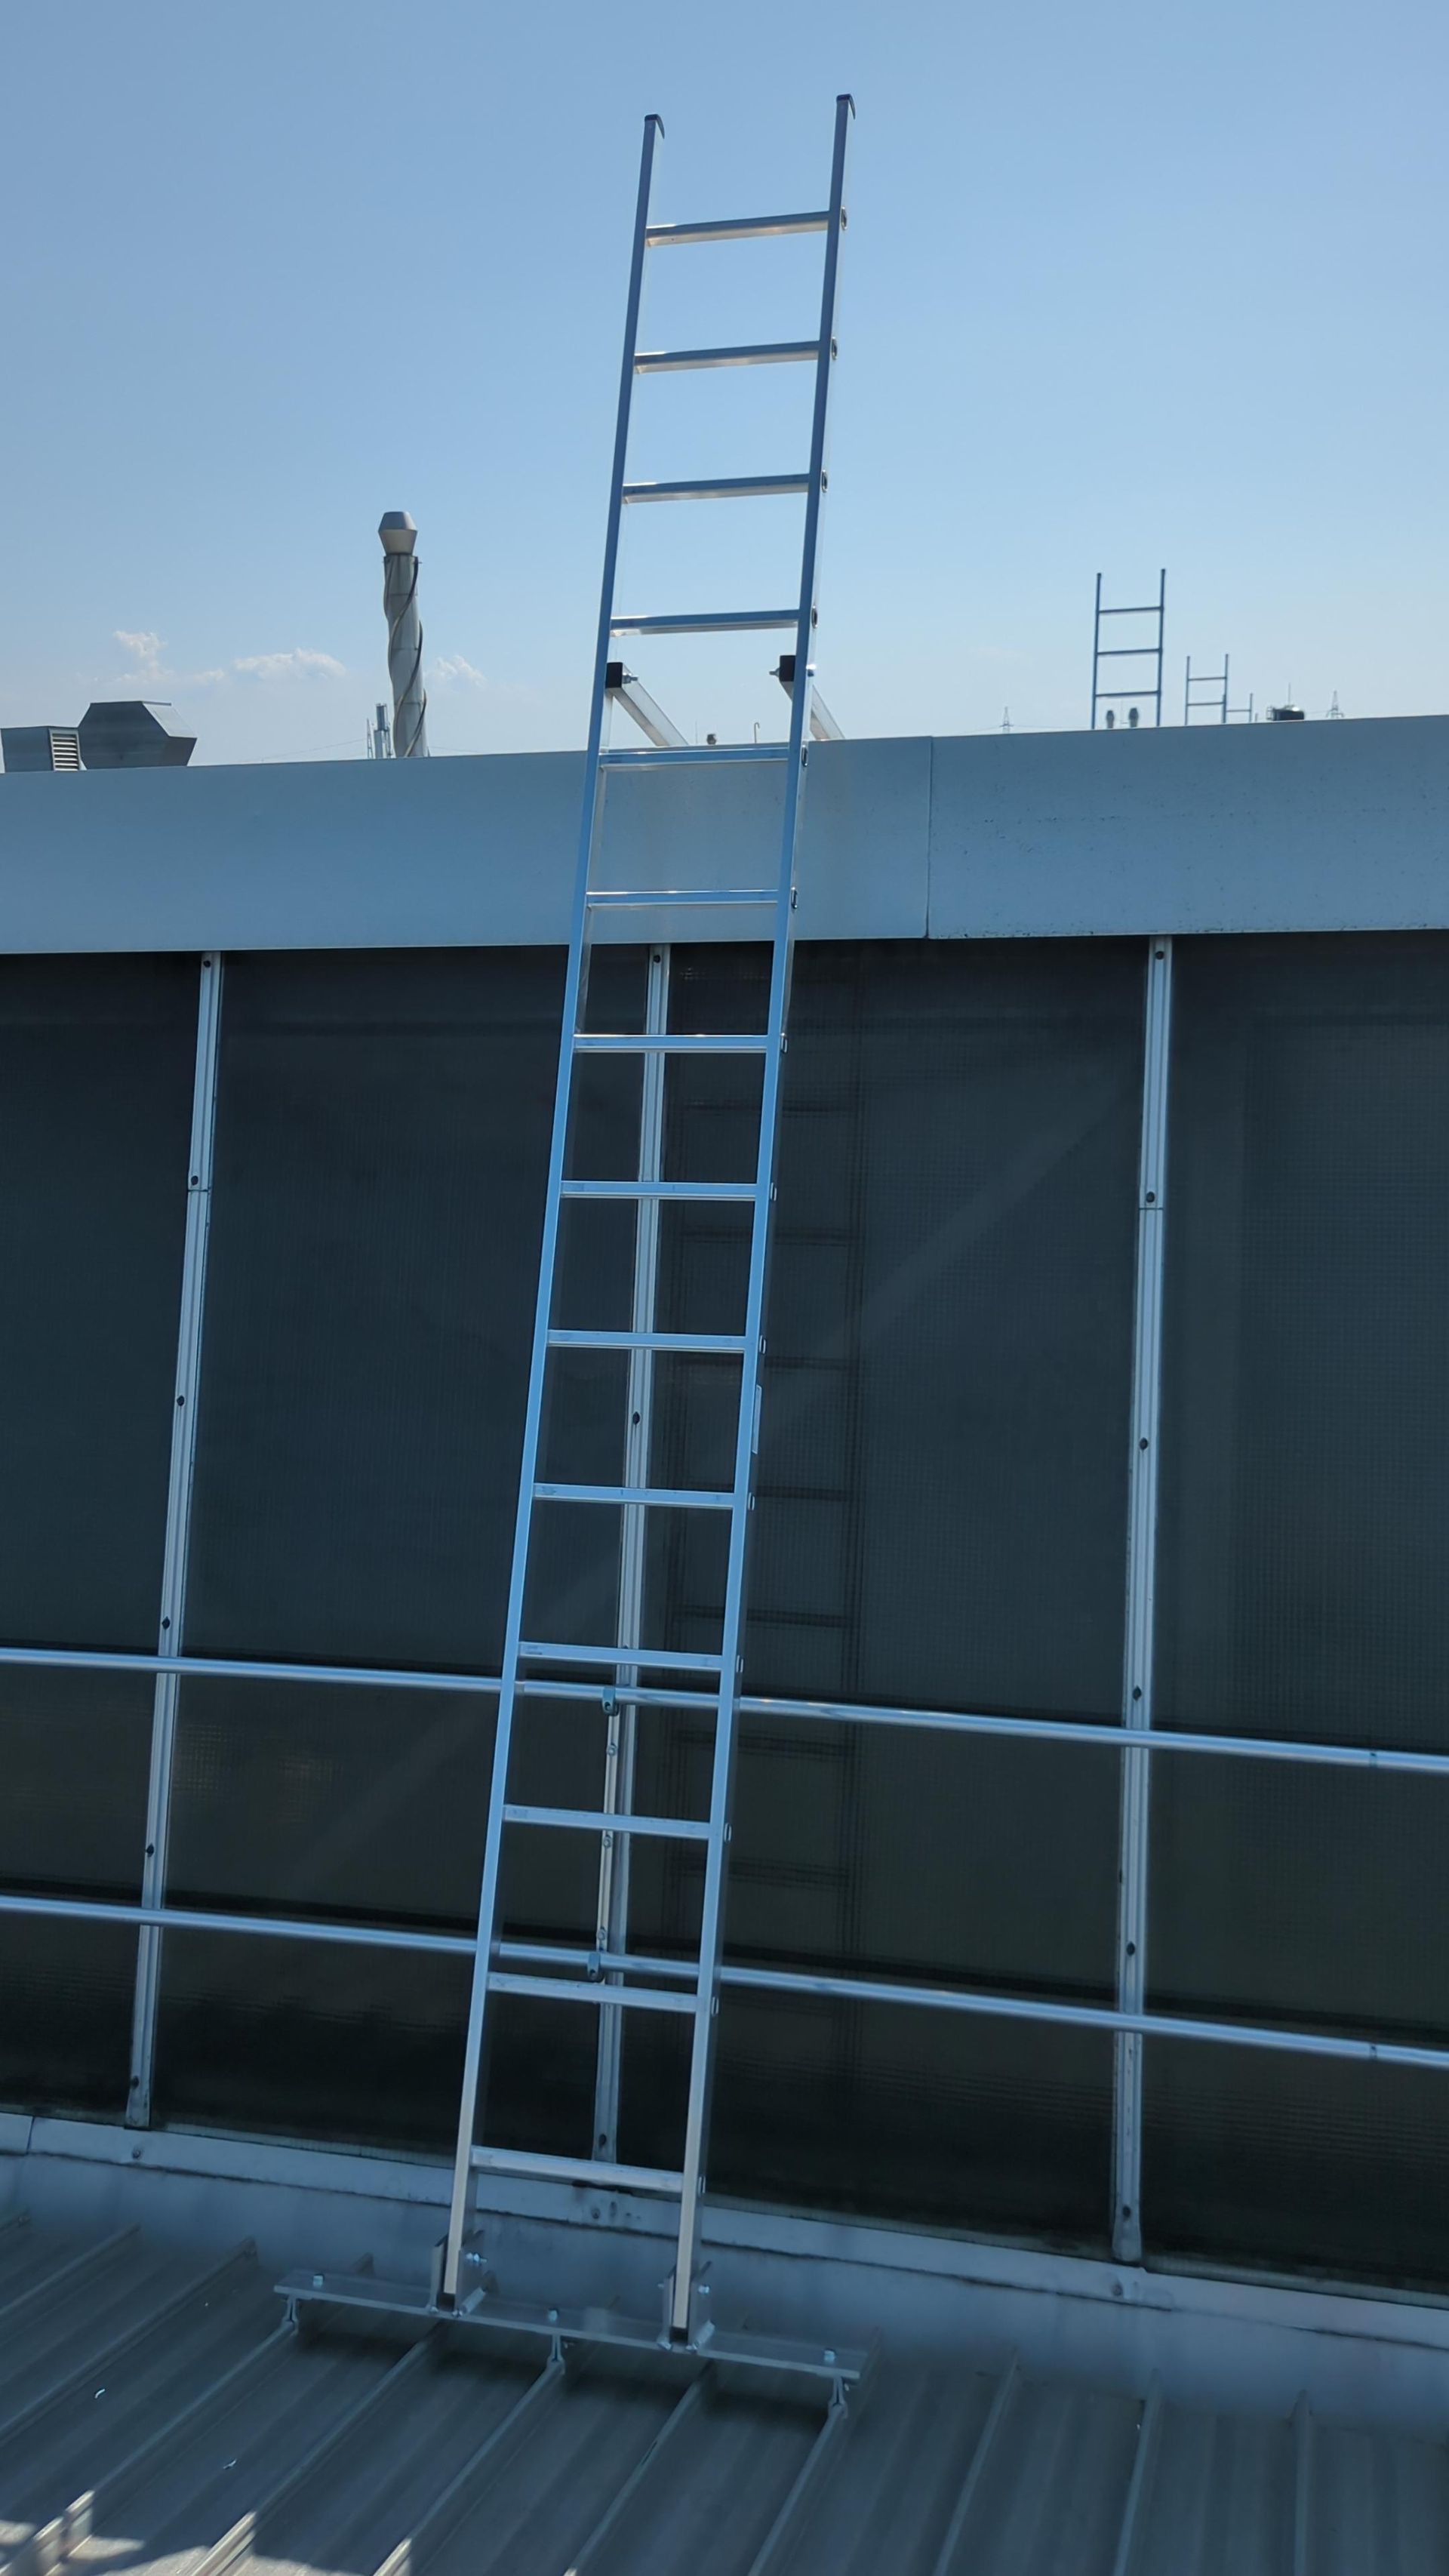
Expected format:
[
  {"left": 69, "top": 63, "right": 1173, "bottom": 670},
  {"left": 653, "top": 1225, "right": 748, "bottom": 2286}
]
[
  {"left": 645, "top": 211, "right": 829, "bottom": 245},
  {"left": 2, "top": 1888, "right": 1447, "bottom": 2070},
  {"left": 1, "top": 1641, "right": 1447, "bottom": 1780},
  {"left": 744, "top": 1688, "right": 1449, "bottom": 1779},
  {"left": 485, "top": 1971, "right": 695, "bottom": 2014},
  {"left": 1097, "top": 603, "right": 1163, "bottom": 617},
  {"left": 503, "top": 1803, "right": 709, "bottom": 1840},
  {"left": 718, "top": 1962, "right": 1449, "bottom": 2073},
  {"left": 0, "top": 1639, "right": 503, "bottom": 1696},
  {"left": 635, "top": 340, "right": 820, "bottom": 372},
  {"left": 471, "top": 2144, "right": 684, "bottom": 2193},
  {"left": 0, "top": 1888, "right": 474, "bottom": 1956}
]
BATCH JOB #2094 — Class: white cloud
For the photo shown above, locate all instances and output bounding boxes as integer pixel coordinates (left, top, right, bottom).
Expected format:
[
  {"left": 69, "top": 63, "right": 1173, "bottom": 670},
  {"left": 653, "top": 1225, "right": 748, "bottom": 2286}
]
[
  {"left": 429, "top": 653, "right": 491, "bottom": 690},
  {"left": 113, "top": 628, "right": 165, "bottom": 672},
  {"left": 232, "top": 648, "right": 346, "bottom": 682}
]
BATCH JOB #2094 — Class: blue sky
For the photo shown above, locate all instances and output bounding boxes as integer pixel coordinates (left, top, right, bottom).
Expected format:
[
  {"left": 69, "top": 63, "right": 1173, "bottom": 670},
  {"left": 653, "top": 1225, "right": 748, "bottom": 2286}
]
[{"left": 2, "top": 0, "right": 1444, "bottom": 765}]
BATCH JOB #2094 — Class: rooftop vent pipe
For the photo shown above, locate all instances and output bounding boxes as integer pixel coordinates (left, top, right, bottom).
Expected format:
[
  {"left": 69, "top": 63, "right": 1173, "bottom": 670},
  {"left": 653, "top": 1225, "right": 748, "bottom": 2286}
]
[{"left": 378, "top": 512, "right": 429, "bottom": 758}]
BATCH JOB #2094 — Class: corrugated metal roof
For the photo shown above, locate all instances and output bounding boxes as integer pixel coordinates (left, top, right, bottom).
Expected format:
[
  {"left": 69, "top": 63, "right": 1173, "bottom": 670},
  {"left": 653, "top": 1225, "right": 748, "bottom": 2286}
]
[{"left": 0, "top": 2214, "right": 1444, "bottom": 2576}]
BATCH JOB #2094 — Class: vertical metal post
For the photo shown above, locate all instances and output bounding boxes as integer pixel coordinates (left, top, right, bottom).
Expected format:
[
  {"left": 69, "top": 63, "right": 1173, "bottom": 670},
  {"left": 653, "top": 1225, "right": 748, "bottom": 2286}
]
[
  {"left": 437, "top": 112, "right": 665, "bottom": 2305},
  {"left": 127, "top": 954, "right": 224, "bottom": 2126},
  {"left": 1153, "top": 568, "right": 1166, "bottom": 727},
  {"left": 1112, "top": 935, "right": 1172, "bottom": 2261},
  {"left": 1182, "top": 657, "right": 1192, "bottom": 728},
  {"left": 592, "top": 941, "right": 670, "bottom": 2160},
  {"left": 1091, "top": 572, "right": 1103, "bottom": 729},
  {"left": 1220, "top": 653, "right": 1229, "bottom": 725},
  {"left": 666, "top": 92, "right": 854, "bottom": 2342}
]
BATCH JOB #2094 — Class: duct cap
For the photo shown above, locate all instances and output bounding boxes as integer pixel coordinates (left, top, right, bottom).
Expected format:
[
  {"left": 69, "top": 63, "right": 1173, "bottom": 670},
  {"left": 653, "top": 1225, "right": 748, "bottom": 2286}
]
[
  {"left": 379, "top": 511, "right": 418, "bottom": 556},
  {"left": 76, "top": 701, "right": 195, "bottom": 769}
]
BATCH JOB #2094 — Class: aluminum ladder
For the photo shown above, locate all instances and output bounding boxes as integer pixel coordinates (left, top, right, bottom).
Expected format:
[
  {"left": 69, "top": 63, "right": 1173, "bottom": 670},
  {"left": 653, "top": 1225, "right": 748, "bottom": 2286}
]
[{"left": 437, "top": 96, "right": 854, "bottom": 2345}]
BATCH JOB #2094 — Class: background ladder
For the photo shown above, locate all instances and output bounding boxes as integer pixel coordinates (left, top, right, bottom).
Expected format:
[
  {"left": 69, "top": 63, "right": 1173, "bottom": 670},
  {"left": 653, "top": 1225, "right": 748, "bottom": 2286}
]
[
  {"left": 439, "top": 96, "right": 854, "bottom": 2346},
  {"left": 1091, "top": 568, "right": 1167, "bottom": 728},
  {"left": 1183, "top": 652, "right": 1229, "bottom": 724}
]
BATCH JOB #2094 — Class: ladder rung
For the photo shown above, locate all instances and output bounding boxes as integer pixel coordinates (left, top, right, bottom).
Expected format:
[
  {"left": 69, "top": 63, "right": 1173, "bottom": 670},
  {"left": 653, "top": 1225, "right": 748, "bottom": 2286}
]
[
  {"left": 622, "top": 474, "right": 810, "bottom": 505},
  {"left": 486, "top": 1971, "right": 697, "bottom": 2014},
  {"left": 635, "top": 339, "right": 821, "bottom": 374},
  {"left": 610, "top": 610, "right": 798, "bottom": 636},
  {"left": 500, "top": 1940, "right": 695, "bottom": 1979},
  {"left": 572, "top": 1033, "right": 768, "bottom": 1054},
  {"left": 503, "top": 1804, "right": 710, "bottom": 1841},
  {"left": 558, "top": 1178, "right": 758, "bottom": 1202},
  {"left": 471, "top": 2145, "right": 685, "bottom": 2195},
  {"left": 517, "top": 1636, "right": 724, "bottom": 1670},
  {"left": 586, "top": 887, "right": 777, "bottom": 908},
  {"left": 598, "top": 746, "right": 786, "bottom": 768},
  {"left": 543, "top": 1328, "right": 745, "bottom": 1361},
  {"left": 534, "top": 1480, "right": 735, "bottom": 1510},
  {"left": 645, "top": 211, "right": 830, "bottom": 246}
]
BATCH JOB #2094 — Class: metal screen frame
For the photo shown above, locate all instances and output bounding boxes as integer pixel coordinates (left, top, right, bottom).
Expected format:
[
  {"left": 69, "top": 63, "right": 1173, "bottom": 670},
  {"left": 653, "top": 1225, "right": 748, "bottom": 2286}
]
[{"left": 3, "top": 934, "right": 1449, "bottom": 2270}]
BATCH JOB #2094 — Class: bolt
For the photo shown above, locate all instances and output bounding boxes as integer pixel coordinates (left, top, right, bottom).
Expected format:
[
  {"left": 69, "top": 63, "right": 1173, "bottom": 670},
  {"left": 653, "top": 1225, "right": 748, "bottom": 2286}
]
[
  {"left": 1131, "top": 1685, "right": 1143, "bottom": 1701},
  {"left": 161, "top": 1617, "right": 171, "bottom": 1632},
  {"left": 1126, "top": 1941, "right": 1137, "bottom": 1957},
  {"left": 176, "top": 1395, "right": 185, "bottom": 1409},
  {"left": 1139, "top": 1436, "right": 1149, "bottom": 1451},
  {"left": 1145, "top": 1190, "right": 1156, "bottom": 1205}
]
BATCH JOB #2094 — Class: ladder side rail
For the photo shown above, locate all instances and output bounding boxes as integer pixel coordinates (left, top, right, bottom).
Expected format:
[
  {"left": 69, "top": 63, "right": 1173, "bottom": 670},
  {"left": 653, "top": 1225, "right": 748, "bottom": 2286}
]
[
  {"left": 666, "top": 90, "right": 854, "bottom": 2341},
  {"left": 438, "top": 110, "right": 666, "bottom": 2306},
  {"left": 592, "top": 941, "right": 671, "bottom": 2159},
  {"left": 1155, "top": 567, "right": 1166, "bottom": 727},
  {"left": 1091, "top": 571, "right": 1103, "bottom": 728}
]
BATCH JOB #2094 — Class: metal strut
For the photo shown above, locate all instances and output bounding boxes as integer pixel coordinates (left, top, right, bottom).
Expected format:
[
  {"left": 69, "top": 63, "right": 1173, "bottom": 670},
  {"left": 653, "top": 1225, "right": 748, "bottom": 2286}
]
[{"left": 437, "top": 97, "right": 856, "bottom": 2346}]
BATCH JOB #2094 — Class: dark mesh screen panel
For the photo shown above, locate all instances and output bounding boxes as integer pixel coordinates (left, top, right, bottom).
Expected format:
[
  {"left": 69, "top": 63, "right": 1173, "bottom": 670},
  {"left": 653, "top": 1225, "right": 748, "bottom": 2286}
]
[
  {"left": 0, "top": 956, "right": 195, "bottom": 1645},
  {"left": 156, "top": 937, "right": 1141, "bottom": 2241},
  {"left": 186, "top": 949, "right": 565, "bottom": 1668},
  {"left": 632, "top": 939, "right": 1143, "bottom": 2246},
  {"left": 154, "top": 1673, "right": 605, "bottom": 2150},
  {"left": 0, "top": 1667, "right": 152, "bottom": 2117},
  {"left": 0, "top": 956, "right": 195, "bottom": 2117},
  {"left": 1148, "top": 933, "right": 1449, "bottom": 2284},
  {"left": 155, "top": 1930, "right": 472, "bottom": 2155}
]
